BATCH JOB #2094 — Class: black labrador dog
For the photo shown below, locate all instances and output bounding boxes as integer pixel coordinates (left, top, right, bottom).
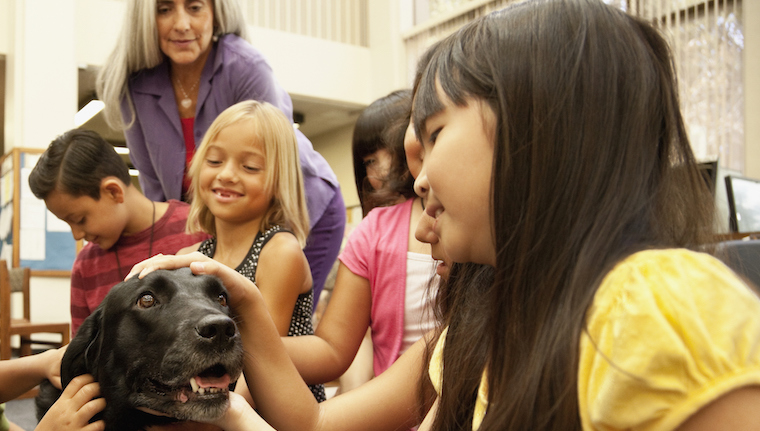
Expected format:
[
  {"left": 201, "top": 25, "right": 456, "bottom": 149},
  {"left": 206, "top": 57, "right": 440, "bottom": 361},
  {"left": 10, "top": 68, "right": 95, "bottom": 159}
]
[{"left": 36, "top": 268, "right": 244, "bottom": 431}]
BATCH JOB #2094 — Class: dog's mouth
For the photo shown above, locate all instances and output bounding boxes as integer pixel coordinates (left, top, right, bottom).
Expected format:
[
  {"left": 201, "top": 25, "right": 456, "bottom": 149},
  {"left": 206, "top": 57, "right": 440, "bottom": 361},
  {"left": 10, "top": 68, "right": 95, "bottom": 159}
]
[
  {"left": 182, "top": 364, "right": 235, "bottom": 401},
  {"left": 147, "top": 363, "right": 238, "bottom": 404}
]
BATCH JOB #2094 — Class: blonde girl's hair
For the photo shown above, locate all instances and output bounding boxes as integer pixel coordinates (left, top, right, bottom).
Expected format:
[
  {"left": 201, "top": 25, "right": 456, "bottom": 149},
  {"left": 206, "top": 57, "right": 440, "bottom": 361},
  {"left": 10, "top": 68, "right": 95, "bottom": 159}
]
[
  {"left": 96, "top": 0, "right": 249, "bottom": 131},
  {"left": 185, "top": 101, "right": 310, "bottom": 247}
]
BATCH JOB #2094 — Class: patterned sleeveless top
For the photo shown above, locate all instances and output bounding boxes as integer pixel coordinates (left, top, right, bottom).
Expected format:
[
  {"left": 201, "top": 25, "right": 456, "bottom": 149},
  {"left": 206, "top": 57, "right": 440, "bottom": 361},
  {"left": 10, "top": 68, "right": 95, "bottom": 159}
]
[{"left": 197, "top": 225, "right": 326, "bottom": 402}]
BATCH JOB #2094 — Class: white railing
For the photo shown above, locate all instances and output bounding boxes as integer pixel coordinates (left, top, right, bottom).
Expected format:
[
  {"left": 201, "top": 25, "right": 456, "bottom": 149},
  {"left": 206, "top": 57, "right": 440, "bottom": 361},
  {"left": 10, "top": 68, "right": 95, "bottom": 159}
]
[
  {"left": 245, "top": 0, "right": 368, "bottom": 47},
  {"left": 402, "top": 0, "right": 518, "bottom": 83},
  {"left": 637, "top": 0, "right": 745, "bottom": 173}
]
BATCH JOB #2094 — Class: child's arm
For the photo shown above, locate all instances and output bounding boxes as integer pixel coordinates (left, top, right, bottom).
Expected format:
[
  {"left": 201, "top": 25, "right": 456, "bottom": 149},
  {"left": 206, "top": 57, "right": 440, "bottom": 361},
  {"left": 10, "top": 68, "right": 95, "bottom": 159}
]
[
  {"left": 676, "top": 386, "right": 760, "bottom": 431},
  {"left": 255, "top": 232, "right": 312, "bottom": 335},
  {"left": 281, "top": 263, "right": 372, "bottom": 384},
  {"left": 417, "top": 398, "right": 439, "bottom": 431},
  {"left": 213, "top": 338, "right": 432, "bottom": 431},
  {"left": 225, "top": 336, "right": 433, "bottom": 431},
  {"left": 36, "top": 374, "right": 106, "bottom": 431},
  {"left": 0, "top": 346, "right": 65, "bottom": 403}
]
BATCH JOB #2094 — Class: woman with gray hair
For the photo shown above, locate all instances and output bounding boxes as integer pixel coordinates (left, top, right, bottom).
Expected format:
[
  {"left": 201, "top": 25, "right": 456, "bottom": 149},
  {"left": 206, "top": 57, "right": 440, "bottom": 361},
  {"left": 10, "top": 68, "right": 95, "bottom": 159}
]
[{"left": 97, "top": 0, "right": 345, "bottom": 313}]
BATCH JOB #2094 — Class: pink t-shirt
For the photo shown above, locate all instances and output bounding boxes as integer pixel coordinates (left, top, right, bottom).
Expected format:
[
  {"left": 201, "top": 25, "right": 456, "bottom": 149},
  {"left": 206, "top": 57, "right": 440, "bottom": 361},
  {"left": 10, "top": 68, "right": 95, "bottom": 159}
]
[{"left": 340, "top": 198, "right": 436, "bottom": 375}]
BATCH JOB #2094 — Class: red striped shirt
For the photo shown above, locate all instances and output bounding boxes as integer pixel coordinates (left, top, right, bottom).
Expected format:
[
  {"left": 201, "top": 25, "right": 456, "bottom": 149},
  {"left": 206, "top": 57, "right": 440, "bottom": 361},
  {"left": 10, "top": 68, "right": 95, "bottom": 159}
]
[{"left": 69, "top": 200, "right": 209, "bottom": 335}]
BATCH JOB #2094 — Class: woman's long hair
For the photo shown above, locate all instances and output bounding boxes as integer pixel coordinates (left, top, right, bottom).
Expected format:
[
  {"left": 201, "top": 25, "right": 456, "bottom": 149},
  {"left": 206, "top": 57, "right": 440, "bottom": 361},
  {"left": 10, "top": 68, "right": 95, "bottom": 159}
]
[
  {"left": 96, "top": 0, "right": 248, "bottom": 130},
  {"left": 412, "top": 0, "right": 716, "bottom": 429}
]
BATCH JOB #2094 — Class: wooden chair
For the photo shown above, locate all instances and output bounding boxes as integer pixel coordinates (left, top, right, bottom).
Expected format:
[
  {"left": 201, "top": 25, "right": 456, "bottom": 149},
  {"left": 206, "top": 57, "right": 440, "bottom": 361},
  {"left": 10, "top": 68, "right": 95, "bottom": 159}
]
[{"left": 0, "top": 260, "right": 70, "bottom": 360}]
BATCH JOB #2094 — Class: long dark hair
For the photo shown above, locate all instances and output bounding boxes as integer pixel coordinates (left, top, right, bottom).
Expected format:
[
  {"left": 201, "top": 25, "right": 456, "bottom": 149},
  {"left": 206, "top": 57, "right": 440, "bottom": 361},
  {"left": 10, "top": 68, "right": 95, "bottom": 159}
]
[
  {"left": 352, "top": 89, "right": 416, "bottom": 216},
  {"left": 412, "top": 0, "right": 715, "bottom": 429}
]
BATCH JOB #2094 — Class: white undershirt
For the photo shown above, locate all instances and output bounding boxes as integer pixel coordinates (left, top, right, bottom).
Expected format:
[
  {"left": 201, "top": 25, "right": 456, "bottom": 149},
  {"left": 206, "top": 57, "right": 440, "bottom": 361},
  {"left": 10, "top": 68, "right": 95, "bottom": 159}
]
[{"left": 402, "top": 251, "right": 439, "bottom": 354}]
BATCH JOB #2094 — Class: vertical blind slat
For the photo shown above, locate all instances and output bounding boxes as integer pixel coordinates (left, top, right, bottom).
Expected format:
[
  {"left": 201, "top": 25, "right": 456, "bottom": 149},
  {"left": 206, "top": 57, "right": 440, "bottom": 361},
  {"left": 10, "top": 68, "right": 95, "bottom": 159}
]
[{"left": 243, "top": 0, "right": 368, "bottom": 47}]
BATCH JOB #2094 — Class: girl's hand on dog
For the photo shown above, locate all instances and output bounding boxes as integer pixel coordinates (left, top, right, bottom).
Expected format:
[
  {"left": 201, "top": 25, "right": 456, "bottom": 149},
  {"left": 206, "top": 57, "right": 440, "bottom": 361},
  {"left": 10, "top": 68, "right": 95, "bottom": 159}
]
[
  {"left": 125, "top": 252, "right": 211, "bottom": 280},
  {"left": 45, "top": 345, "right": 68, "bottom": 390},
  {"left": 36, "top": 374, "right": 105, "bottom": 431},
  {"left": 126, "top": 253, "right": 259, "bottom": 312}
]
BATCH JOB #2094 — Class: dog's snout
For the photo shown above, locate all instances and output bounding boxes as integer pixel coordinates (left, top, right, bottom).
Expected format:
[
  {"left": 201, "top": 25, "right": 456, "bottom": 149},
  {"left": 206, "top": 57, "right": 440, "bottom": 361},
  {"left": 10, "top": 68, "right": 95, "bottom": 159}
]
[{"left": 196, "top": 315, "right": 237, "bottom": 343}]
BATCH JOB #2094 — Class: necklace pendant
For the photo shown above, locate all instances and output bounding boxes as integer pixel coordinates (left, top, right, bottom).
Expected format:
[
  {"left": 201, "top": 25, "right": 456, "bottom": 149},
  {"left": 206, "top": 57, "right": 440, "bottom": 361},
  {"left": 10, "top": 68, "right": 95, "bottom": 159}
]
[{"left": 181, "top": 98, "right": 192, "bottom": 109}]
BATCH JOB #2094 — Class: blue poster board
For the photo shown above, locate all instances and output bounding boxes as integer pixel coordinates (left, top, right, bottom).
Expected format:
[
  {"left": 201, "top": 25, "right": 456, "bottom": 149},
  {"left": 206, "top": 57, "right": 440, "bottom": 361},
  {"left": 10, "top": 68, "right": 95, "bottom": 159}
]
[{"left": 0, "top": 149, "right": 78, "bottom": 274}]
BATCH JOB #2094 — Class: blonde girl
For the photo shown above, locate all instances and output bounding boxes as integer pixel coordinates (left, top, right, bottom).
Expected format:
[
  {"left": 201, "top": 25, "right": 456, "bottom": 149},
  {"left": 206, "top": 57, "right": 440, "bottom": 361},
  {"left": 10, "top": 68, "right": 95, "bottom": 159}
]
[{"left": 183, "top": 100, "right": 323, "bottom": 401}]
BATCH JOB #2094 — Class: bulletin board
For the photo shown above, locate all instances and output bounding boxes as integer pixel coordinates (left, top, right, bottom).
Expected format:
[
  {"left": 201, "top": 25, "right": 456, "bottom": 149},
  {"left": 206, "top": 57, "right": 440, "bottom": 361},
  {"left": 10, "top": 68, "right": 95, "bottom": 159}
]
[{"left": 0, "top": 148, "right": 80, "bottom": 276}]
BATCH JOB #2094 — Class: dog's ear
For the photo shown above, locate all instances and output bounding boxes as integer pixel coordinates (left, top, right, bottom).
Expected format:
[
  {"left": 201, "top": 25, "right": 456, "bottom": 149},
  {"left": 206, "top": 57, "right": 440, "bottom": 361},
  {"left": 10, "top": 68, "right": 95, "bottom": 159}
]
[{"left": 61, "top": 308, "right": 103, "bottom": 387}]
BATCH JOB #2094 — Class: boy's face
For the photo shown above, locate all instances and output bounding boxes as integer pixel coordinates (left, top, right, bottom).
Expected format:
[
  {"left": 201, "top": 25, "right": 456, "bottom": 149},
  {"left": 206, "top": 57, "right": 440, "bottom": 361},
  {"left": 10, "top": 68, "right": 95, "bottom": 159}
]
[{"left": 44, "top": 189, "right": 128, "bottom": 251}]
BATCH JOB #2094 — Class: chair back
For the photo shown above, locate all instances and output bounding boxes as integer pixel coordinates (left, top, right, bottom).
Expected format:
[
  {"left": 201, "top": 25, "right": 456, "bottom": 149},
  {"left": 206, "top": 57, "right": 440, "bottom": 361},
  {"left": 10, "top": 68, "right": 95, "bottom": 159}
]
[
  {"left": 717, "top": 239, "right": 760, "bottom": 289},
  {"left": 0, "top": 260, "right": 70, "bottom": 361},
  {"left": 1, "top": 261, "right": 31, "bottom": 317},
  {"left": 0, "top": 261, "right": 14, "bottom": 356},
  {"left": 8, "top": 266, "right": 29, "bottom": 293},
  {"left": 8, "top": 265, "right": 31, "bottom": 318}
]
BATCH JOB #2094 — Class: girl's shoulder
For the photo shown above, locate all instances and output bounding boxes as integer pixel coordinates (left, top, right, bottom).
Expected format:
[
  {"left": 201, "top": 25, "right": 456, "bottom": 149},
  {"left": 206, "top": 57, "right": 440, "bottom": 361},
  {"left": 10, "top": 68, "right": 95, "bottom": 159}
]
[
  {"left": 259, "top": 227, "right": 304, "bottom": 259},
  {"left": 353, "top": 199, "right": 414, "bottom": 239},
  {"left": 256, "top": 227, "right": 311, "bottom": 294},
  {"left": 587, "top": 248, "right": 760, "bottom": 342},
  {"left": 591, "top": 248, "right": 755, "bottom": 314},
  {"left": 580, "top": 248, "right": 760, "bottom": 430}
]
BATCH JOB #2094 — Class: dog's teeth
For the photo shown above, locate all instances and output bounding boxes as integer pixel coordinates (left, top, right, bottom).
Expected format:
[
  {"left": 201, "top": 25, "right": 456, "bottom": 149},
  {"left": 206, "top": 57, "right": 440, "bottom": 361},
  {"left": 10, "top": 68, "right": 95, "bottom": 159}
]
[{"left": 189, "top": 377, "right": 226, "bottom": 396}]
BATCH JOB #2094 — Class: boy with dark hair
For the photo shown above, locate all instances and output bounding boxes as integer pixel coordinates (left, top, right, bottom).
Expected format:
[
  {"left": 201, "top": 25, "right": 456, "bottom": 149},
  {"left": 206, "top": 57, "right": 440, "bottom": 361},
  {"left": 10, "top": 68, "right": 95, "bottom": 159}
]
[{"left": 29, "top": 129, "right": 209, "bottom": 334}]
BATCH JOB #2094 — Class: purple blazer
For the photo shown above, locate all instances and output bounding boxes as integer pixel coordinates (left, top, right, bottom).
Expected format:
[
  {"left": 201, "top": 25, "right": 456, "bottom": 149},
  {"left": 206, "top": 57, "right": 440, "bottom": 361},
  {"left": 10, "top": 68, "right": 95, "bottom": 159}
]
[{"left": 122, "top": 34, "right": 339, "bottom": 228}]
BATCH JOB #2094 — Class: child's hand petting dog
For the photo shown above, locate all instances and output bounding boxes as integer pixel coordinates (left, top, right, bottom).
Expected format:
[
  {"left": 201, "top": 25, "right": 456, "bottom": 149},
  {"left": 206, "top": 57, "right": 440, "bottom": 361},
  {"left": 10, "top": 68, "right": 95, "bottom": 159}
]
[
  {"left": 126, "top": 252, "right": 259, "bottom": 313},
  {"left": 45, "top": 345, "right": 67, "bottom": 390},
  {"left": 36, "top": 374, "right": 105, "bottom": 431},
  {"left": 125, "top": 252, "right": 214, "bottom": 280}
]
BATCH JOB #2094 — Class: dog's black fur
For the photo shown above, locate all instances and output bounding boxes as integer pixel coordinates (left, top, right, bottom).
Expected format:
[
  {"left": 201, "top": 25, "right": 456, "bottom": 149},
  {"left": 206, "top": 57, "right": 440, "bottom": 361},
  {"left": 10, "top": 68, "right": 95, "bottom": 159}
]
[{"left": 36, "top": 268, "right": 244, "bottom": 431}]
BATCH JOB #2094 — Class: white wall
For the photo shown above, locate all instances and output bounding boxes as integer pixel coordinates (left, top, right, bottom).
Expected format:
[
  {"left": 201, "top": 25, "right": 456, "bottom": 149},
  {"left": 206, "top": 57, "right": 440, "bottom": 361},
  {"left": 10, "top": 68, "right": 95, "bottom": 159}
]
[
  {"left": 75, "top": 0, "right": 125, "bottom": 67},
  {"left": 9, "top": 0, "right": 77, "bottom": 151},
  {"left": 0, "top": 0, "right": 8, "bottom": 55},
  {"left": 250, "top": 27, "right": 373, "bottom": 107},
  {"left": 312, "top": 123, "right": 359, "bottom": 208}
]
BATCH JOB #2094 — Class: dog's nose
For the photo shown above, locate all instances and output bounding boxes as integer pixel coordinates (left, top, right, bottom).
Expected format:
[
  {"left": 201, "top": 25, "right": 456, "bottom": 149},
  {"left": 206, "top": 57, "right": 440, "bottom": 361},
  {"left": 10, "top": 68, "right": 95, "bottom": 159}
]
[{"left": 196, "top": 315, "right": 237, "bottom": 344}]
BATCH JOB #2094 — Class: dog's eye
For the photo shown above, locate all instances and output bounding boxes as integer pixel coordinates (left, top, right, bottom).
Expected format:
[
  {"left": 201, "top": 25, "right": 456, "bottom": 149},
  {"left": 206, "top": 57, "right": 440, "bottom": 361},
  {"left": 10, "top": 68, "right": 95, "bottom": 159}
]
[
  {"left": 217, "top": 293, "right": 228, "bottom": 307},
  {"left": 138, "top": 293, "right": 157, "bottom": 308}
]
